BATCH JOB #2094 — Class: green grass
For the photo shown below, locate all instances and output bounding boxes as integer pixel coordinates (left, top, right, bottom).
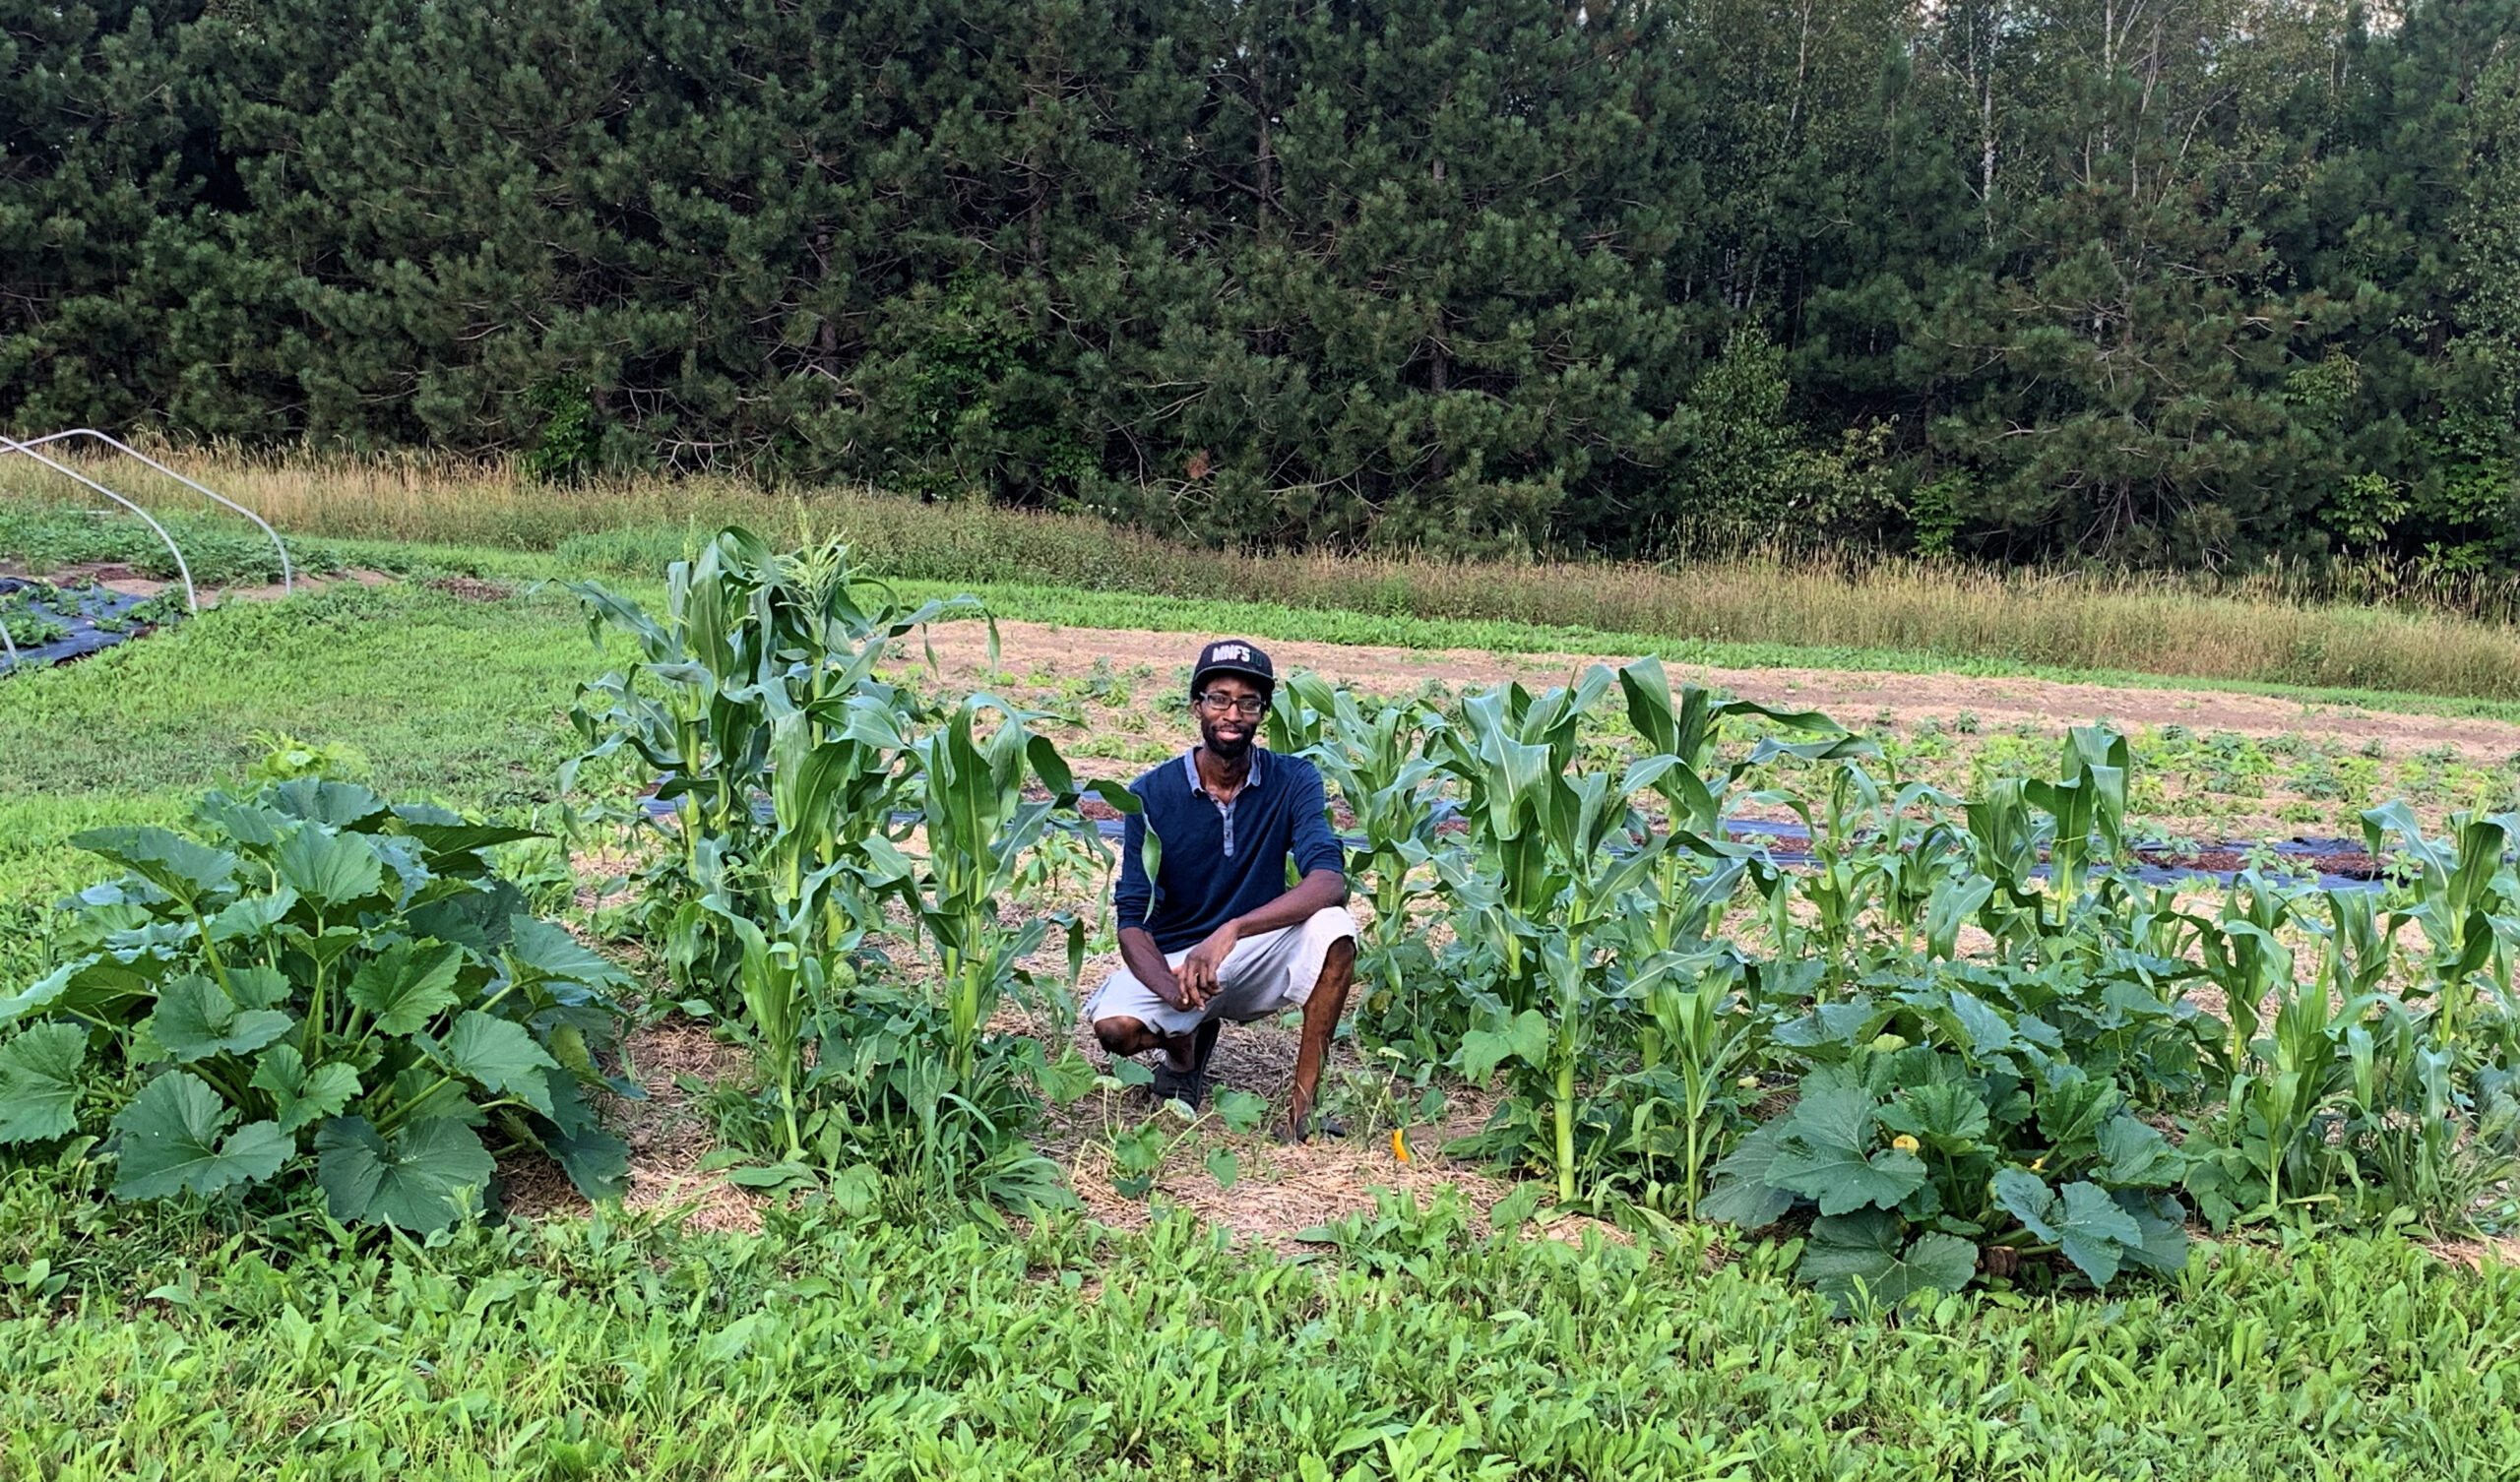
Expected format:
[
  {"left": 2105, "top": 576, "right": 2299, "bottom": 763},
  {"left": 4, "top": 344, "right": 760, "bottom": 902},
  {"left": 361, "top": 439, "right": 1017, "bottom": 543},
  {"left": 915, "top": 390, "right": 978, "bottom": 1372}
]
[
  {"left": 0, "top": 580, "right": 609, "bottom": 914},
  {"left": 19, "top": 451, "right": 2520, "bottom": 700},
  {"left": 4, "top": 1180, "right": 2516, "bottom": 1480}
]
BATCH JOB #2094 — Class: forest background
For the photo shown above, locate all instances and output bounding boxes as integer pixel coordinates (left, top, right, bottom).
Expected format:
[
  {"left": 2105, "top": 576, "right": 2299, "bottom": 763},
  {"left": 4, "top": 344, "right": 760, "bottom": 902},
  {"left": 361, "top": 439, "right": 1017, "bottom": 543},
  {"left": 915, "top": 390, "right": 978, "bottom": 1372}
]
[{"left": 5, "top": 0, "right": 2518, "bottom": 572}]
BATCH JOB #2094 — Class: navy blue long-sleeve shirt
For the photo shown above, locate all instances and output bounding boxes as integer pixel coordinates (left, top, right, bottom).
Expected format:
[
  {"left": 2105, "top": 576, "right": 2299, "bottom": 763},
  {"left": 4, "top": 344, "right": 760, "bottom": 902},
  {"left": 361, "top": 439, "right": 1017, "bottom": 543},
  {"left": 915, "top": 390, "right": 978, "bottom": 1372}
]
[{"left": 1114, "top": 748, "right": 1346, "bottom": 954}]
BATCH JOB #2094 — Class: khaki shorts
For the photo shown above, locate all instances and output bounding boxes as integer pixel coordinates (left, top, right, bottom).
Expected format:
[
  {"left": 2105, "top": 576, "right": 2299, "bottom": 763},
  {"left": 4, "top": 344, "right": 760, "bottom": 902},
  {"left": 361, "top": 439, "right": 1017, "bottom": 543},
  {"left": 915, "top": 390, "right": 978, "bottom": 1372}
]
[{"left": 1086, "top": 907, "right": 1358, "bottom": 1037}]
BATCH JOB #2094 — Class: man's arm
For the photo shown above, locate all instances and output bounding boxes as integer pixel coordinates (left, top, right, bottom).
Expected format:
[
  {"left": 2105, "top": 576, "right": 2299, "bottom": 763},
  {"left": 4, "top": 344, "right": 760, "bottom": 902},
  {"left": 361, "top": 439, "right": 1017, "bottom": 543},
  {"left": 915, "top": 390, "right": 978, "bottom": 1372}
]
[
  {"left": 1173, "top": 868, "right": 1347, "bottom": 1005},
  {"left": 1110, "top": 793, "right": 1194, "bottom": 1011},
  {"left": 1115, "top": 925, "right": 1189, "bottom": 1010}
]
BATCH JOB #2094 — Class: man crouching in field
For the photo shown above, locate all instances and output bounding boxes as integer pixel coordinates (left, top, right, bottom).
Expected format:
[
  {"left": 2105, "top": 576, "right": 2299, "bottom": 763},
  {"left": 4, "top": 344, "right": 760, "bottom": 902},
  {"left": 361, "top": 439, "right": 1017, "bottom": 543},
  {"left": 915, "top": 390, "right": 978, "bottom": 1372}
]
[{"left": 1087, "top": 639, "right": 1358, "bottom": 1141}]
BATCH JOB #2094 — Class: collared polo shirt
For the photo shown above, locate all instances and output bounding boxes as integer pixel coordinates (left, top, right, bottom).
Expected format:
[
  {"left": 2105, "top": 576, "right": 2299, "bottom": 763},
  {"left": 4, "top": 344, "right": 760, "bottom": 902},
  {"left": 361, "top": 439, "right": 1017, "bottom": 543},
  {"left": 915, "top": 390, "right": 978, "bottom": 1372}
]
[{"left": 1114, "top": 747, "right": 1345, "bottom": 953}]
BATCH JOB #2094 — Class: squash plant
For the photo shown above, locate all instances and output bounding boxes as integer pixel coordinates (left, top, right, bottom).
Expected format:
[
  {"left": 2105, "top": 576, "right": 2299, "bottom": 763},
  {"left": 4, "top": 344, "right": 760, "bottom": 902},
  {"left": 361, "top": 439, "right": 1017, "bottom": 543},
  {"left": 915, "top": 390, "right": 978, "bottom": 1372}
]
[
  {"left": 0, "top": 780, "right": 633, "bottom": 1230},
  {"left": 1704, "top": 970, "right": 2192, "bottom": 1308}
]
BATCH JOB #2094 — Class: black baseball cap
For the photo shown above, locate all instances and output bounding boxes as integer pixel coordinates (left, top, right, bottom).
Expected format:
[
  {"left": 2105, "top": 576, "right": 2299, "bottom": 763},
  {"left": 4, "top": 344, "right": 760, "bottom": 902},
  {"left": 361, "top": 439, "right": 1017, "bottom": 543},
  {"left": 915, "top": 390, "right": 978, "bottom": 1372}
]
[{"left": 1190, "top": 639, "right": 1274, "bottom": 698}]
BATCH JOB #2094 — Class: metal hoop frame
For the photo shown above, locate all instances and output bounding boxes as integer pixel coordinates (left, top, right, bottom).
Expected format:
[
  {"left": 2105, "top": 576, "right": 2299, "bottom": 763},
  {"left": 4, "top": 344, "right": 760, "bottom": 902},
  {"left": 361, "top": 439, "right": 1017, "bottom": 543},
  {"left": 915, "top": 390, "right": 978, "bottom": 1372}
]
[
  {"left": 0, "top": 434, "right": 199, "bottom": 613},
  {"left": 13, "top": 429, "right": 292, "bottom": 595}
]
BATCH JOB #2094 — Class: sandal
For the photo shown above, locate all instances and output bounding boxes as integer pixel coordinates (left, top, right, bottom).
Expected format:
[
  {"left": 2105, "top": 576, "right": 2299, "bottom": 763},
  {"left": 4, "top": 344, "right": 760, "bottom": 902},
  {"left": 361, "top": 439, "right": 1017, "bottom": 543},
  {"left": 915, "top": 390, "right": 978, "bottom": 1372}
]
[{"left": 1147, "top": 1019, "right": 1222, "bottom": 1110}]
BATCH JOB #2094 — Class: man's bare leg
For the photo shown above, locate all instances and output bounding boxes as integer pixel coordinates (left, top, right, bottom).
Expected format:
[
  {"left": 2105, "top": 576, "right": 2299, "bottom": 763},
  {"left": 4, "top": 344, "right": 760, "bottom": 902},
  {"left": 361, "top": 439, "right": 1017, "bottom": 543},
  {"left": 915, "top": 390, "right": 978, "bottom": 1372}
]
[
  {"left": 1283, "top": 939, "right": 1356, "bottom": 1139},
  {"left": 1093, "top": 1017, "right": 1199, "bottom": 1071}
]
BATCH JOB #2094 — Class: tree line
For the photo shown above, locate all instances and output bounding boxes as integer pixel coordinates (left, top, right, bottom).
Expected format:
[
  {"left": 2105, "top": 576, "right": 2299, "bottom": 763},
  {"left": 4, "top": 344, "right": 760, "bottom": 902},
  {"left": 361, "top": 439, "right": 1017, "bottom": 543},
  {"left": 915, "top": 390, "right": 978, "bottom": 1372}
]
[{"left": 4, "top": 0, "right": 2517, "bottom": 569}]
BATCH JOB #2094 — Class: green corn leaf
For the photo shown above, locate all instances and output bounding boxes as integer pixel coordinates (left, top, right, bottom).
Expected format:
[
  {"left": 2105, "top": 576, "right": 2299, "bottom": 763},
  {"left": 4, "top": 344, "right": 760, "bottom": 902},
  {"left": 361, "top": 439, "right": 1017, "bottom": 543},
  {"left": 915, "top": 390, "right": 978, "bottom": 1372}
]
[
  {"left": 143, "top": 974, "right": 293, "bottom": 1064},
  {"left": 346, "top": 942, "right": 464, "bottom": 1035},
  {"left": 249, "top": 1045, "right": 364, "bottom": 1135},
  {"left": 1800, "top": 1209, "right": 1979, "bottom": 1310},
  {"left": 275, "top": 826, "right": 385, "bottom": 908},
  {"left": 727, "top": 1161, "right": 816, "bottom": 1190},
  {"left": 314, "top": 1114, "right": 492, "bottom": 1230},
  {"left": 71, "top": 827, "right": 237, "bottom": 905},
  {"left": 109, "top": 1073, "right": 288, "bottom": 1201},
  {"left": 1765, "top": 1084, "right": 1929, "bottom": 1215},
  {"left": 436, "top": 1012, "right": 559, "bottom": 1115},
  {"left": 0, "top": 1023, "right": 91, "bottom": 1144}
]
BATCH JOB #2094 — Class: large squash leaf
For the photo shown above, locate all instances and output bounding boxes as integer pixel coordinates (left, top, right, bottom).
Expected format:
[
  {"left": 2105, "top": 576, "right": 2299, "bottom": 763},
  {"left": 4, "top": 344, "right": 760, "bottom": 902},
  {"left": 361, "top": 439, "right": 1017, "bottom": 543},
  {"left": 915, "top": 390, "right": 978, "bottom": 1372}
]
[
  {"left": 314, "top": 1115, "right": 492, "bottom": 1229},
  {"left": 1765, "top": 1084, "right": 1928, "bottom": 1215},
  {"left": 142, "top": 975, "right": 292, "bottom": 1064},
  {"left": 0, "top": 1023, "right": 90, "bottom": 1144},
  {"left": 109, "top": 1073, "right": 288, "bottom": 1201},
  {"left": 346, "top": 942, "right": 464, "bottom": 1036},
  {"left": 250, "top": 1045, "right": 364, "bottom": 1135},
  {"left": 1798, "top": 1209, "right": 1978, "bottom": 1311}
]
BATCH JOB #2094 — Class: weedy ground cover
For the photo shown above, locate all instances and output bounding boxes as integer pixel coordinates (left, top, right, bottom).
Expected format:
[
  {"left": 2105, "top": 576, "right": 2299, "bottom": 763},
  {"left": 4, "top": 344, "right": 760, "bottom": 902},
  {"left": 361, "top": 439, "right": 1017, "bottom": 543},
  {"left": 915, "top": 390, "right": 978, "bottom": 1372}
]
[
  {"left": 0, "top": 501, "right": 344, "bottom": 588},
  {"left": 3, "top": 1186, "right": 2518, "bottom": 1481}
]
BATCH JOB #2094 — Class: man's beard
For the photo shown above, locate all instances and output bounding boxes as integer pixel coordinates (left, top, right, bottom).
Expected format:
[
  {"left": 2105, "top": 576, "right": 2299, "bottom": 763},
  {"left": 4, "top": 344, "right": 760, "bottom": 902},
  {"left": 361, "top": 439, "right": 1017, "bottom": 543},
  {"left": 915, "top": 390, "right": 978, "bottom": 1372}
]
[{"left": 1200, "top": 718, "right": 1254, "bottom": 761}]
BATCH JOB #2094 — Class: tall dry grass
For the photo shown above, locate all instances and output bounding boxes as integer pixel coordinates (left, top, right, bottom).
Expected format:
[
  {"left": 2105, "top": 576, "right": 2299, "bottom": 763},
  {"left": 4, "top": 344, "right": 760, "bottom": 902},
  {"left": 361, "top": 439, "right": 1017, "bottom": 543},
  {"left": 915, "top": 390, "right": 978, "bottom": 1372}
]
[{"left": 8, "top": 443, "right": 2520, "bottom": 701}]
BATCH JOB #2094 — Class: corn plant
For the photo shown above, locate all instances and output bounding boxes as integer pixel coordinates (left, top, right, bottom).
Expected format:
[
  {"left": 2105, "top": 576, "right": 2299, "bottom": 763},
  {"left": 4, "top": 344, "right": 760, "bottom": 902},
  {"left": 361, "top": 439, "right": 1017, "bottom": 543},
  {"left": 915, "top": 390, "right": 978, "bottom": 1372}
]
[
  {"left": 2338, "top": 1004, "right": 2520, "bottom": 1234},
  {"left": 1433, "top": 669, "right": 1613, "bottom": 1011},
  {"left": 1614, "top": 656, "right": 1859, "bottom": 839},
  {"left": 2361, "top": 803, "right": 2520, "bottom": 1047},
  {"left": 1444, "top": 751, "right": 1688, "bottom": 1202},
  {"left": 1601, "top": 857, "right": 1768, "bottom": 1215},
  {"left": 870, "top": 695, "right": 1132, "bottom": 1086},
  {"left": 2184, "top": 965, "right": 2368, "bottom": 1228},
  {"left": 1276, "top": 673, "right": 1455, "bottom": 1066},
  {"left": 565, "top": 526, "right": 977, "bottom": 998},
  {"left": 2194, "top": 870, "right": 2305, "bottom": 1079}
]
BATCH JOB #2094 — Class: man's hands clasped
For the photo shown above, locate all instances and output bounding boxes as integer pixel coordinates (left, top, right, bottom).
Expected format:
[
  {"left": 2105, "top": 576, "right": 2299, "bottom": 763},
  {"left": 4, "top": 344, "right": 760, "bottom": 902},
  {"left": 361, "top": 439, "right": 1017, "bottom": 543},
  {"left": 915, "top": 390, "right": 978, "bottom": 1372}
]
[{"left": 1167, "top": 920, "right": 1240, "bottom": 1010}]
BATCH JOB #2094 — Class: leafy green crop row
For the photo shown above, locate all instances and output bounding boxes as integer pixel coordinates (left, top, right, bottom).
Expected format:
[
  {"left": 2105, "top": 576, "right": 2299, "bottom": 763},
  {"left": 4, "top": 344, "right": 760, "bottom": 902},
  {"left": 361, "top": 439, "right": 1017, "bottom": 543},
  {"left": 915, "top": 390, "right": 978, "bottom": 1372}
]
[
  {"left": 564, "top": 528, "right": 1133, "bottom": 1213},
  {"left": 1264, "top": 661, "right": 2519, "bottom": 1307}
]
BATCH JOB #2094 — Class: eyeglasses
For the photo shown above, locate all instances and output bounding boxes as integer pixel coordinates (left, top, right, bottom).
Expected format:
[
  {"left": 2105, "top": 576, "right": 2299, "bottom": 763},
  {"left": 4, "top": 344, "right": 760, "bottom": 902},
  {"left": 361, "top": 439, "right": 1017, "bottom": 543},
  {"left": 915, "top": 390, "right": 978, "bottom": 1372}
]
[{"left": 1194, "top": 693, "right": 1267, "bottom": 719}]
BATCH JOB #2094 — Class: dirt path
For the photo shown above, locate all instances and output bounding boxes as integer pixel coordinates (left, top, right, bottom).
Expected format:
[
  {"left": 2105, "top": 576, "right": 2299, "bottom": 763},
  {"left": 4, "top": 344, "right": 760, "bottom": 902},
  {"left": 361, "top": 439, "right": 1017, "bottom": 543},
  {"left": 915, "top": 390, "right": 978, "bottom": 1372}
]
[{"left": 915, "top": 620, "right": 2520, "bottom": 763}]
